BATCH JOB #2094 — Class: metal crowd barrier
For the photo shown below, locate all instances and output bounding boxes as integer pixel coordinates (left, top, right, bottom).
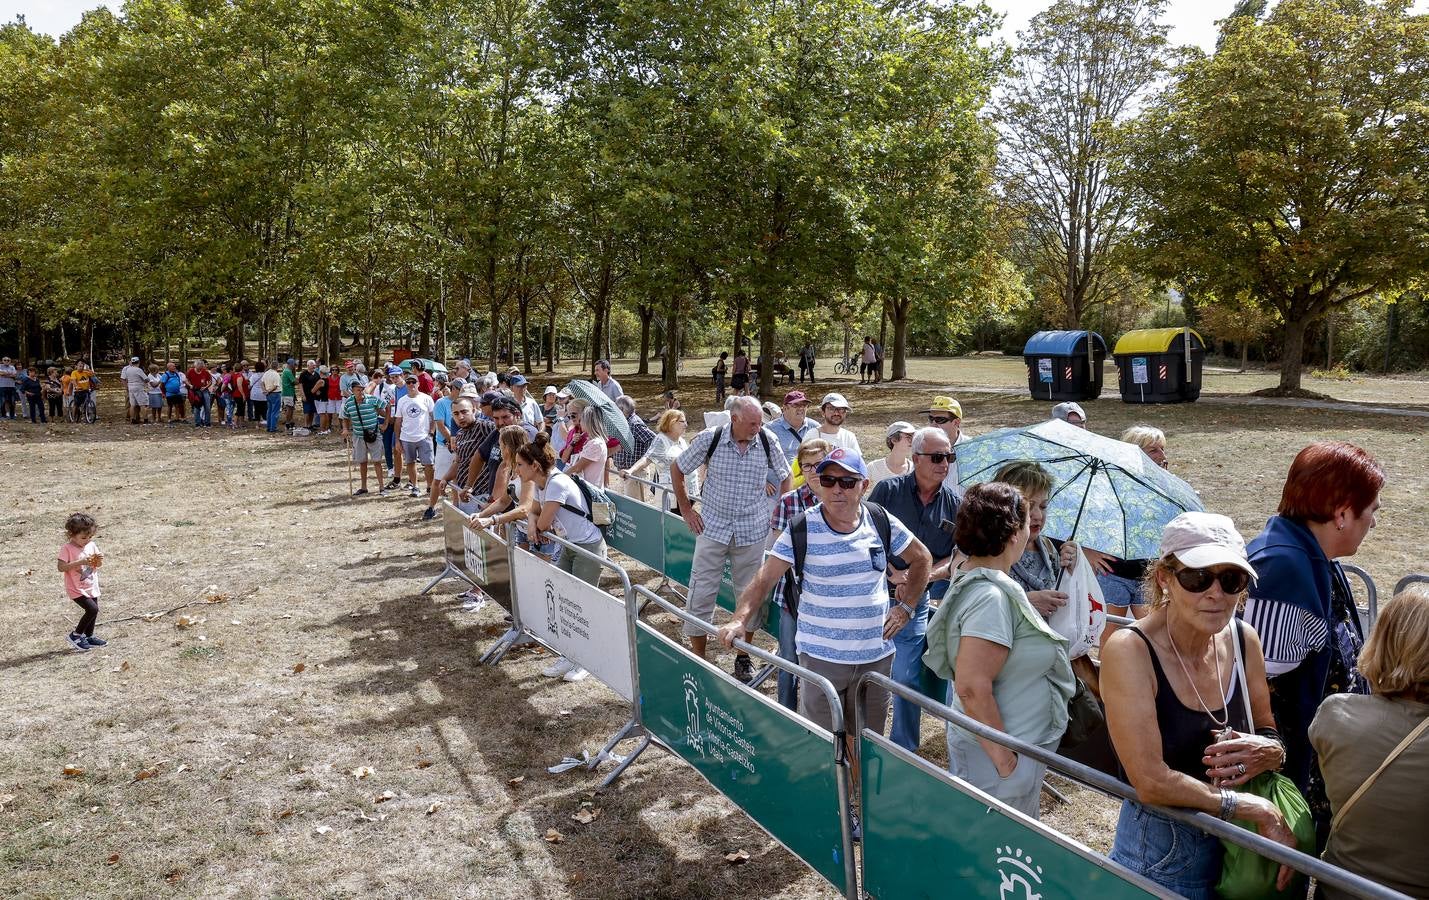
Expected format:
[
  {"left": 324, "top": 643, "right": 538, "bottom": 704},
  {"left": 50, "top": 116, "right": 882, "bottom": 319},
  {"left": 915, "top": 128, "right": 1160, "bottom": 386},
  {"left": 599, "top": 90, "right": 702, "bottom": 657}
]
[
  {"left": 1342, "top": 563, "right": 1379, "bottom": 632},
  {"left": 853, "top": 672, "right": 1409, "bottom": 900},
  {"left": 634, "top": 587, "right": 859, "bottom": 899},
  {"left": 1394, "top": 573, "right": 1429, "bottom": 595}
]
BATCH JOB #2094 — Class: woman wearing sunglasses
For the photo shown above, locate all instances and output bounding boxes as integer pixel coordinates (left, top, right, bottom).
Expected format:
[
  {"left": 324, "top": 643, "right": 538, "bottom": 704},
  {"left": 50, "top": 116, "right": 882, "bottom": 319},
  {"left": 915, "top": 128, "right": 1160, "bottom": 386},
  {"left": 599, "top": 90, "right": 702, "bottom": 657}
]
[
  {"left": 1242, "top": 440, "right": 1384, "bottom": 849},
  {"left": 1101, "top": 512, "right": 1295, "bottom": 899}
]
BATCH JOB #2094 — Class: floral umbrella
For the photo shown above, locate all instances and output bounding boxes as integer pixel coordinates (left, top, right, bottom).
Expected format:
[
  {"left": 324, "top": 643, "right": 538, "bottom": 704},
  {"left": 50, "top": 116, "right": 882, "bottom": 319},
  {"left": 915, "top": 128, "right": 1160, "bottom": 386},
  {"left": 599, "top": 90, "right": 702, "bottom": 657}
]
[
  {"left": 563, "top": 378, "right": 634, "bottom": 453},
  {"left": 956, "top": 418, "right": 1203, "bottom": 559}
]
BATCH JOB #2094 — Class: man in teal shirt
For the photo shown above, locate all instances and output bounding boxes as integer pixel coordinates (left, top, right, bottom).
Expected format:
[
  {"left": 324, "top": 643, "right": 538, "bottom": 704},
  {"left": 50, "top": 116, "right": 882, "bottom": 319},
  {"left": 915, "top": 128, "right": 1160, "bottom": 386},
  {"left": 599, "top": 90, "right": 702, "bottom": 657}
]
[
  {"left": 280, "top": 359, "right": 298, "bottom": 433},
  {"left": 342, "top": 380, "right": 388, "bottom": 495}
]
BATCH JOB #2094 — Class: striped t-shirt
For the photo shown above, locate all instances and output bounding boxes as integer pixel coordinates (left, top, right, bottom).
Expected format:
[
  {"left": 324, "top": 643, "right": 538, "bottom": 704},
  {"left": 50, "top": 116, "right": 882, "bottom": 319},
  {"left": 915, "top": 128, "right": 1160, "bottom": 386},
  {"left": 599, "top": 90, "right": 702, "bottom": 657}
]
[{"left": 770, "top": 504, "right": 912, "bottom": 664}]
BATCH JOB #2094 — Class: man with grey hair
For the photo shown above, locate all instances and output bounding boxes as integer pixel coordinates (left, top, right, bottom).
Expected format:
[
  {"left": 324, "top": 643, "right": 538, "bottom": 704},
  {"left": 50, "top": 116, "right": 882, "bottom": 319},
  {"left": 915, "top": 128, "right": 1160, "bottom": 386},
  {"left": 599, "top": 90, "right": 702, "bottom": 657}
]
[
  {"left": 612, "top": 395, "right": 655, "bottom": 479},
  {"left": 593, "top": 359, "right": 622, "bottom": 401},
  {"left": 672, "top": 394, "right": 791, "bottom": 680},
  {"left": 867, "top": 426, "right": 961, "bottom": 751}
]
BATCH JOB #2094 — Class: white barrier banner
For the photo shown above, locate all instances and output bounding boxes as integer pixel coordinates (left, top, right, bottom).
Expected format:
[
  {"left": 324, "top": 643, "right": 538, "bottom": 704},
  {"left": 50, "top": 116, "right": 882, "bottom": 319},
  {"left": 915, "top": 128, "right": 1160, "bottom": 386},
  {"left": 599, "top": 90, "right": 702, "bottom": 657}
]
[
  {"left": 511, "top": 548, "right": 633, "bottom": 701},
  {"left": 463, "top": 526, "right": 489, "bottom": 582}
]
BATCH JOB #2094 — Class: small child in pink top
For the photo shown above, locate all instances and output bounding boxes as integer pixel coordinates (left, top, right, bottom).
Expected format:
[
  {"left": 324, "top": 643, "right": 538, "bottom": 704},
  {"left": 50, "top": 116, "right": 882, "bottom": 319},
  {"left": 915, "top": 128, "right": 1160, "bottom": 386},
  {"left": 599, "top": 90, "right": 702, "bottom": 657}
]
[{"left": 57, "top": 512, "right": 106, "bottom": 652}]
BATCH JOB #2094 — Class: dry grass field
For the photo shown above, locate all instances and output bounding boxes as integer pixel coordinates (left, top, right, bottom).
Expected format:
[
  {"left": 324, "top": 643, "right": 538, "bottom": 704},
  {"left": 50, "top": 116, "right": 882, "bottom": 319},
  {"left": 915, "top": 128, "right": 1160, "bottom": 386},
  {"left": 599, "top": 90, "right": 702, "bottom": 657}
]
[{"left": 2, "top": 354, "right": 1424, "bottom": 898}]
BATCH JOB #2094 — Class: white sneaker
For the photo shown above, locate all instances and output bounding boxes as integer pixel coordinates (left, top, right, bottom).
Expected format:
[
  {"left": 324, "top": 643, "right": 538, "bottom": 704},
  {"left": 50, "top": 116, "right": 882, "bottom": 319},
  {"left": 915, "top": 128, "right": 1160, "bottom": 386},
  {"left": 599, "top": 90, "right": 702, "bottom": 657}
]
[
  {"left": 561, "top": 667, "right": 589, "bottom": 683},
  {"left": 541, "top": 657, "right": 576, "bottom": 678}
]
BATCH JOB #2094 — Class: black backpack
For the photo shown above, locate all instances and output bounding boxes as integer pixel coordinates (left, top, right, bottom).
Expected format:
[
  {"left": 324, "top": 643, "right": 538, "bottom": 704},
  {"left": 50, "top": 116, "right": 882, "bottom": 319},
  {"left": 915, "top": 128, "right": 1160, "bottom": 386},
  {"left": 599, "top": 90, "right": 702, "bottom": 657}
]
[
  {"left": 781, "top": 501, "right": 893, "bottom": 620},
  {"left": 701, "top": 424, "right": 775, "bottom": 469}
]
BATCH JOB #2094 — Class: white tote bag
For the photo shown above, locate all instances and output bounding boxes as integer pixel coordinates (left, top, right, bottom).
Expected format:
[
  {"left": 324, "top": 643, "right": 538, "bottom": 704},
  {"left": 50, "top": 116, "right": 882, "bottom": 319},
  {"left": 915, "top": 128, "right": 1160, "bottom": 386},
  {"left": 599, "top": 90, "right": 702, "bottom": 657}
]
[{"left": 1050, "top": 553, "right": 1107, "bottom": 659}]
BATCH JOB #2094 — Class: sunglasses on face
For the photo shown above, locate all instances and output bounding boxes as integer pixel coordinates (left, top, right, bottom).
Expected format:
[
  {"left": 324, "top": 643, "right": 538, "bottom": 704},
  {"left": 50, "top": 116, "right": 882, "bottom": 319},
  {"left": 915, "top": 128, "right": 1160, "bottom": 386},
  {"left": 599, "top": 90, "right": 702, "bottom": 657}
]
[
  {"left": 915, "top": 452, "right": 956, "bottom": 464},
  {"left": 818, "top": 474, "right": 861, "bottom": 490},
  {"left": 928, "top": 415, "right": 956, "bottom": 425},
  {"left": 1173, "top": 566, "right": 1251, "bottom": 595}
]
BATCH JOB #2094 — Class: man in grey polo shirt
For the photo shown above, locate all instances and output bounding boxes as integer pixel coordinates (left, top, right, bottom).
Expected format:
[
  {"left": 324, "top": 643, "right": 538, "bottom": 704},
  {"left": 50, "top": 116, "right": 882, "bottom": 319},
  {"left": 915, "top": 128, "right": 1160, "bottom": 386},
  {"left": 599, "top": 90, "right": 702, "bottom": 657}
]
[
  {"left": 767, "top": 389, "right": 817, "bottom": 465},
  {"left": 671, "top": 395, "right": 791, "bottom": 680}
]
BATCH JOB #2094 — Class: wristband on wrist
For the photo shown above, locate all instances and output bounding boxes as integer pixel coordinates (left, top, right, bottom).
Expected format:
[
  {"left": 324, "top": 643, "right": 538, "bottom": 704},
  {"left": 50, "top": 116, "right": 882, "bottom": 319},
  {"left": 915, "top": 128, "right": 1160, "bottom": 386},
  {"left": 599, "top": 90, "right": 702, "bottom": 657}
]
[
  {"left": 1218, "top": 789, "right": 1239, "bottom": 820},
  {"left": 898, "top": 601, "right": 917, "bottom": 617}
]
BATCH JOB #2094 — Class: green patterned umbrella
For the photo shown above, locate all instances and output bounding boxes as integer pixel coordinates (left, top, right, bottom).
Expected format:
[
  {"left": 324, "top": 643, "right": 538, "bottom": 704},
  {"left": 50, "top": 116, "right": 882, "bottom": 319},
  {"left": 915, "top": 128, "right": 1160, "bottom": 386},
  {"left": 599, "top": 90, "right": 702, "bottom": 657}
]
[
  {"left": 956, "top": 418, "right": 1203, "bottom": 559},
  {"left": 563, "top": 379, "right": 634, "bottom": 453}
]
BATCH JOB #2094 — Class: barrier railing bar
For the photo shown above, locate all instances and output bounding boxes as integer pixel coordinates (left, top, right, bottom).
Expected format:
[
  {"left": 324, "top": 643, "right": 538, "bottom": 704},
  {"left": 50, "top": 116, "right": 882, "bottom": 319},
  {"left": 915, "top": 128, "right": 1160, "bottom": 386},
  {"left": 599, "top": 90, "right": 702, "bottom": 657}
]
[
  {"left": 1342, "top": 563, "right": 1378, "bottom": 631},
  {"left": 1393, "top": 573, "right": 1428, "bottom": 596},
  {"left": 853, "top": 671, "right": 1409, "bottom": 900},
  {"left": 635, "top": 586, "right": 859, "bottom": 900}
]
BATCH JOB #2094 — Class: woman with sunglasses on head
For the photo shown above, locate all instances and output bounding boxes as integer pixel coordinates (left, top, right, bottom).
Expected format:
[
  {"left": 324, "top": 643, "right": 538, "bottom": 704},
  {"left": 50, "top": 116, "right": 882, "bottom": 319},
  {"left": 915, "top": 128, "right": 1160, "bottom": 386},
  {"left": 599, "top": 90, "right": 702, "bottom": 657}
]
[
  {"left": 923, "top": 482, "right": 1074, "bottom": 818},
  {"left": 1242, "top": 441, "right": 1384, "bottom": 849},
  {"left": 1101, "top": 513, "right": 1294, "bottom": 899}
]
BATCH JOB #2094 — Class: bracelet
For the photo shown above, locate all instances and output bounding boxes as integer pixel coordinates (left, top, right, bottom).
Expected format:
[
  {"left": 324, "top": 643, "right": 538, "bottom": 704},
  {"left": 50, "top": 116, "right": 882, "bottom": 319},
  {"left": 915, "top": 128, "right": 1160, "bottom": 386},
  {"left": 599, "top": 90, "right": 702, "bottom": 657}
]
[
  {"left": 897, "top": 601, "right": 917, "bottom": 617},
  {"left": 1218, "top": 789, "right": 1238, "bottom": 821}
]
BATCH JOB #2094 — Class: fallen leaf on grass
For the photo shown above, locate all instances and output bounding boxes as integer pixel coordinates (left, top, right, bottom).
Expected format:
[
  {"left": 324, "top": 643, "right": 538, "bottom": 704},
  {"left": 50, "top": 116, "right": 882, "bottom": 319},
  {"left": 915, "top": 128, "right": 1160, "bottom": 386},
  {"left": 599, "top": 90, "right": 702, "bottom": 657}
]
[
  {"left": 507, "top": 776, "right": 524, "bottom": 786},
  {"left": 174, "top": 764, "right": 188, "bottom": 774},
  {"left": 206, "top": 593, "right": 229, "bottom": 604},
  {"left": 229, "top": 620, "right": 242, "bottom": 626},
  {"left": 570, "top": 808, "right": 601, "bottom": 825},
  {"left": 62, "top": 766, "right": 85, "bottom": 778},
  {"left": 133, "top": 768, "right": 159, "bottom": 782},
  {"left": 426, "top": 801, "right": 443, "bottom": 815},
  {"left": 724, "top": 849, "right": 751, "bottom": 865},
  {"left": 120, "top": 660, "right": 130, "bottom": 672},
  {"left": 544, "top": 828, "right": 564, "bottom": 844},
  {"left": 375, "top": 790, "right": 395, "bottom": 803},
  {"left": 106, "top": 853, "right": 119, "bottom": 865},
  {"left": 175, "top": 616, "right": 202, "bottom": 629},
  {"left": 350, "top": 766, "right": 375, "bottom": 780},
  {"left": 165, "top": 870, "right": 182, "bottom": 884},
  {"left": 0, "top": 793, "right": 15, "bottom": 810},
  {"left": 314, "top": 825, "right": 332, "bottom": 835},
  {"left": 415, "top": 760, "right": 433, "bottom": 769},
  {"left": 277, "top": 809, "right": 294, "bottom": 819},
  {"left": 291, "top": 663, "right": 305, "bottom": 674},
  {"left": 141, "top": 613, "right": 164, "bottom": 622}
]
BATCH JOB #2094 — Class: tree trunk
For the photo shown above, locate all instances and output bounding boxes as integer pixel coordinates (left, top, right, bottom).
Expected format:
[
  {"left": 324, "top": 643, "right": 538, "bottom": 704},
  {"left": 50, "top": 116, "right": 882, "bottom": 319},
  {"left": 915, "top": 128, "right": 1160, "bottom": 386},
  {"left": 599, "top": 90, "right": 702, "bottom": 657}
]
[
  {"left": 732, "top": 299, "right": 745, "bottom": 356},
  {"left": 637, "top": 304, "right": 653, "bottom": 375},
  {"left": 289, "top": 304, "right": 302, "bottom": 364},
  {"left": 327, "top": 322, "right": 342, "bottom": 363},
  {"left": 436, "top": 278, "right": 447, "bottom": 361},
  {"left": 1325, "top": 317, "right": 1334, "bottom": 370},
  {"left": 486, "top": 255, "right": 500, "bottom": 370},
  {"left": 546, "top": 298, "right": 557, "bottom": 374},
  {"left": 1277, "top": 315, "right": 1310, "bottom": 391},
  {"left": 1239, "top": 340, "right": 1248, "bottom": 373},
  {"left": 757, "top": 307, "right": 776, "bottom": 398},
  {"left": 1383, "top": 301, "right": 1398, "bottom": 373},
  {"left": 520, "top": 297, "right": 532, "bottom": 375},
  {"left": 180, "top": 318, "right": 190, "bottom": 370},
  {"left": 890, "top": 296, "right": 910, "bottom": 381},
  {"left": 418, "top": 299, "right": 433, "bottom": 357}
]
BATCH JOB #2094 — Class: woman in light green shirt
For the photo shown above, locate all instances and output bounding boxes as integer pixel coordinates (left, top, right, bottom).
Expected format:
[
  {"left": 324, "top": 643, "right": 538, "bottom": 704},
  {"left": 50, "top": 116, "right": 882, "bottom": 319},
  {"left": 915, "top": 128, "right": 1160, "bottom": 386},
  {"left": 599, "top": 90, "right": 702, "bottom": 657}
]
[{"left": 924, "top": 482, "right": 1074, "bottom": 818}]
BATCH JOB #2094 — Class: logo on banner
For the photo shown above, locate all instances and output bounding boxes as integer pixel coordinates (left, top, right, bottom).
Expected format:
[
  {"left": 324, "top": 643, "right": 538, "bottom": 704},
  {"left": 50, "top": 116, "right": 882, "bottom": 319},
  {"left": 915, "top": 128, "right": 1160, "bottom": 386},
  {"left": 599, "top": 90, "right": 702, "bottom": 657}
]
[
  {"left": 545, "top": 580, "right": 558, "bottom": 635},
  {"left": 682, "top": 673, "right": 705, "bottom": 757},
  {"left": 995, "top": 845, "right": 1045, "bottom": 900}
]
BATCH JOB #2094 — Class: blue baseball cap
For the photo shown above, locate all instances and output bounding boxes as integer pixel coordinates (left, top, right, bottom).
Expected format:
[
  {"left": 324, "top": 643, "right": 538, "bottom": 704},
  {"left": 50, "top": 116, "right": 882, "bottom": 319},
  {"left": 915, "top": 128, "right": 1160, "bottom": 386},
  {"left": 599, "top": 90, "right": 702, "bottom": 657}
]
[
  {"left": 386, "top": 364, "right": 402, "bottom": 375},
  {"left": 814, "top": 447, "right": 868, "bottom": 479},
  {"left": 509, "top": 373, "right": 528, "bottom": 387}
]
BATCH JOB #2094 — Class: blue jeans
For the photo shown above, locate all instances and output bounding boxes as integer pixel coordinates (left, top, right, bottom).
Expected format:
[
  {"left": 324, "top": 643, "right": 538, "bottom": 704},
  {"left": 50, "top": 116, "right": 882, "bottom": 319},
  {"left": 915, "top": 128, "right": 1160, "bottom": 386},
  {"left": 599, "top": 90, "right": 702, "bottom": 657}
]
[
  {"left": 0, "top": 386, "right": 15, "bottom": 418},
  {"left": 266, "top": 397, "right": 281, "bottom": 432},
  {"left": 889, "top": 582, "right": 949, "bottom": 752},
  {"left": 777, "top": 604, "right": 799, "bottom": 710},
  {"left": 382, "top": 423, "right": 395, "bottom": 469},
  {"left": 1098, "top": 572, "right": 1146, "bottom": 609},
  {"left": 193, "top": 390, "right": 211, "bottom": 426},
  {"left": 1110, "top": 800, "right": 1223, "bottom": 900},
  {"left": 218, "top": 396, "right": 233, "bottom": 425}
]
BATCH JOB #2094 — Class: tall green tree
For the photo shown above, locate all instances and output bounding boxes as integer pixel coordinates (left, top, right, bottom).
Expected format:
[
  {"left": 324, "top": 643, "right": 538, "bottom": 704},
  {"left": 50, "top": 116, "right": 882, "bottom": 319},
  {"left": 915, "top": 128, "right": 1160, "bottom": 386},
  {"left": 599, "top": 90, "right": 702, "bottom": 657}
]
[{"left": 1125, "top": 0, "right": 1429, "bottom": 392}]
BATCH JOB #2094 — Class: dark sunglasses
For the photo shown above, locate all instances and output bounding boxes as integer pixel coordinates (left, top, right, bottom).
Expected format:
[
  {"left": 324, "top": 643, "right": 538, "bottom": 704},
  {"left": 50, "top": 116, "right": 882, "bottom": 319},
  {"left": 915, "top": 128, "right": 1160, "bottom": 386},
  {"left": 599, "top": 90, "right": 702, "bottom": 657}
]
[
  {"left": 818, "top": 474, "right": 861, "bottom": 490},
  {"left": 928, "top": 415, "right": 956, "bottom": 425},
  {"left": 1173, "top": 566, "right": 1250, "bottom": 595},
  {"left": 915, "top": 451, "right": 956, "bottom": 464}
]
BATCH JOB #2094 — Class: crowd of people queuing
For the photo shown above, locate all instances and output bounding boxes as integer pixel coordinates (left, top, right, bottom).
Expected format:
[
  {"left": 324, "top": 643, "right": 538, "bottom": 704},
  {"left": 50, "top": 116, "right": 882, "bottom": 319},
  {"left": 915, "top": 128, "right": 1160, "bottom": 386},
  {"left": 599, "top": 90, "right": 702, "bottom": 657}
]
[{"left": 21, "top": 341, "right": 1422, "bottom": 896}]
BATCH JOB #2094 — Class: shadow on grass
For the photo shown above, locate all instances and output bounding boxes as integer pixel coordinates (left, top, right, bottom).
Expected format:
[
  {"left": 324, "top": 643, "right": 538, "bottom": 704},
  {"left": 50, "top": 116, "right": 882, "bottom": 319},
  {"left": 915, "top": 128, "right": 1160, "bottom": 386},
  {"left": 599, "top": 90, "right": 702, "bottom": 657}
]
[{"left": 300, "top": 589, "right": 824, "bottom": 900}]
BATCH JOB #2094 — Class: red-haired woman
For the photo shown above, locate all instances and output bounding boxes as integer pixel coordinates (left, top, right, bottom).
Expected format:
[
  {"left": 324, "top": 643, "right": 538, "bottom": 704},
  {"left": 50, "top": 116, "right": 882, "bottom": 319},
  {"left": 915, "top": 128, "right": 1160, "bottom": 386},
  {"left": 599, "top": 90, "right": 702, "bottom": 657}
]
[{"left": 1243, "top": 440, "right": 1384, "bottom": 848}]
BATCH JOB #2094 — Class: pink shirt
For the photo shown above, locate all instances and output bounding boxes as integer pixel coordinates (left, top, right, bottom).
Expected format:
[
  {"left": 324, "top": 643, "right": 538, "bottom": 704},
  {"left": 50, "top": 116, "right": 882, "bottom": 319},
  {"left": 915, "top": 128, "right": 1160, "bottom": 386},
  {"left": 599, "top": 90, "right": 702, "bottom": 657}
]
[{"left": 59, "top": 541, "right": 100, "bottom": 598}]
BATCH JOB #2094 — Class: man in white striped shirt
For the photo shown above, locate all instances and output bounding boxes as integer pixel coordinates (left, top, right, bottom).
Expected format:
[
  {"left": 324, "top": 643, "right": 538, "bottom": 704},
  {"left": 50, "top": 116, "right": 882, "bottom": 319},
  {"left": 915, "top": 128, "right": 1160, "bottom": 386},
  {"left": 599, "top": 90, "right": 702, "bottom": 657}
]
[{"left": 720, "top": 448, "right": 930, "bottom": 802}]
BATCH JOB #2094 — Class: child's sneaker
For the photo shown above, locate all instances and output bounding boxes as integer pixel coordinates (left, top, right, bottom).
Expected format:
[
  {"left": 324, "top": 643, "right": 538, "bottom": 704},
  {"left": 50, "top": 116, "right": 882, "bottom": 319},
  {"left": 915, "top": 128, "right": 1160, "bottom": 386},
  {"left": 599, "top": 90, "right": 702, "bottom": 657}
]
[
  {"left": 66, "top": 633, "right": 90, "bottom": 652},
  {"left": 84, "top": 635, "right": 107, "bottom": 647}
]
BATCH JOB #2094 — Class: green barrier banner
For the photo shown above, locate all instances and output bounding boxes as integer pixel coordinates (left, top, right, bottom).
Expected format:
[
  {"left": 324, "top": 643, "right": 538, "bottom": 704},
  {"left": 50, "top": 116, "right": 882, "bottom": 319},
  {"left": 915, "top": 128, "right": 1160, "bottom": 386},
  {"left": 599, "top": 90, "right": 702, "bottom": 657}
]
[
  {"left": 860, "top": 733, "right": 1165, "bottom": 900},
  {"left": 607, "top": 492, "right": 666, "bottom": 572},
  {"left": 660, "top": 511, "right": 779, "bottom": 636},
  {"left": 636, "top": 622, "right": 847, "bottom": 892}
]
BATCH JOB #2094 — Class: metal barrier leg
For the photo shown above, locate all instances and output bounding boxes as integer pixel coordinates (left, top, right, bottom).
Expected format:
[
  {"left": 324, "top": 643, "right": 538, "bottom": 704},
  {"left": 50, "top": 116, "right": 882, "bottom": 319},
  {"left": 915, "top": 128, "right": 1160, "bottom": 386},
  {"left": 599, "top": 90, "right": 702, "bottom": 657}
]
[
  {"left": 478, "top": 628, "right": 533, "bottom": 666},
  {"left": 747, "top": 663, "right": 776, "bottom": 690},
  {"left": 1041, "top": 779, "right": 1069, "bottom": 805},
  {"left": 600, "top": 734, "right": 653, "bottom": 789},
  {"left": 586, "top": 718, "right": 637, "bottom": 770},
  {"left": 420, "top": 561, "right": 476, "bottom": 596}
]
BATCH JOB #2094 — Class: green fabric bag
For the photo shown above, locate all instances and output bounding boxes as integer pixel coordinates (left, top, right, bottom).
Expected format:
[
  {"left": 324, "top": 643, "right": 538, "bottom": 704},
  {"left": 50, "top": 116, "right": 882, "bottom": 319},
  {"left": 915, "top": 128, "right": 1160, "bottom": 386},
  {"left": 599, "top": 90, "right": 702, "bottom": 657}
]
[{"left": 1215, "top": 770, "right": 1315, "bottom": 900}]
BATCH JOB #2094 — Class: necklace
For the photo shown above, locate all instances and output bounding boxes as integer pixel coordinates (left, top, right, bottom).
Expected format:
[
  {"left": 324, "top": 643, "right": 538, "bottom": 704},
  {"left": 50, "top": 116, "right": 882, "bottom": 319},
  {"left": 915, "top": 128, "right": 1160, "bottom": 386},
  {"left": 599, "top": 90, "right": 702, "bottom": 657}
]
[{"left": 1168, "top": 624, "right": 1232, "bottom": 741}]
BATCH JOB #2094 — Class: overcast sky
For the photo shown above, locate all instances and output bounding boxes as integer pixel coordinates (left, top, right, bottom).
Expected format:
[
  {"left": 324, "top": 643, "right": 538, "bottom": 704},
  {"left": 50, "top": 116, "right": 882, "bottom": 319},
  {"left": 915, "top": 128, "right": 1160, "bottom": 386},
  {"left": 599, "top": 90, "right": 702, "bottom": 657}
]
[{"left": 2, "top": 0, "right": 1246, "bottom": 52}]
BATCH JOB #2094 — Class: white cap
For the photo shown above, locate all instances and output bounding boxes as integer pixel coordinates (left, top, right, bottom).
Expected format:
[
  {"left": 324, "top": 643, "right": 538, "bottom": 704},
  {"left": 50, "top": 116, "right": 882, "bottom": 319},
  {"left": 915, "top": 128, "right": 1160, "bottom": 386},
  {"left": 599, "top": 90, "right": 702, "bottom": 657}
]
[
  {"left": 556, "top": 388, "right": 573, "bottom": 399},
  {"left": 1159, "top": 512, "right": 1257, "bottom": 580},
  {"left": 130, "top": 356, "right": 140, "bottom": 363},
  {"left": 820, "top": 392, "right": 851, "bottom": 410},
  {"left": 543, "top": 385, "right": 558, "bottom": 396},
  {"left": 885, "top": 420, "right": 915, "bottom": 440},
  {"left": 1051, "top": 401, "right": 1086, "bottom": 422}
]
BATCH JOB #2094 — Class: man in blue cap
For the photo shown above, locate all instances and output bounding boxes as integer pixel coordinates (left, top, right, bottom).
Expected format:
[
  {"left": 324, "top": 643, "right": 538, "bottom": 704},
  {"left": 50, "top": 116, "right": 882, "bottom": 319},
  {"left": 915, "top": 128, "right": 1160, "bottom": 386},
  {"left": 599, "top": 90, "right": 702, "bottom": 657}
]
[
  {"left": 508, "top": 373, "right": 541, "bottom": 429},
  {"left": 720, "top": 447, "right": 930, "bottom": 828}
]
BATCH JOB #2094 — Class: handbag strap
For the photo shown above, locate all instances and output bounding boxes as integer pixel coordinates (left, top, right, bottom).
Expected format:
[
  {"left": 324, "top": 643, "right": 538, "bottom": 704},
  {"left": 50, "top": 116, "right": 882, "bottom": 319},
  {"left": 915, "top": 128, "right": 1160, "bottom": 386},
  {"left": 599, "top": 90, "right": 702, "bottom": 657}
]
[
  {"left": 1330, "top": 714, "right": 1429, "bottom": 834},
  {"left": 1231, "top": 619, "right": 1254, "bottom": 729}
]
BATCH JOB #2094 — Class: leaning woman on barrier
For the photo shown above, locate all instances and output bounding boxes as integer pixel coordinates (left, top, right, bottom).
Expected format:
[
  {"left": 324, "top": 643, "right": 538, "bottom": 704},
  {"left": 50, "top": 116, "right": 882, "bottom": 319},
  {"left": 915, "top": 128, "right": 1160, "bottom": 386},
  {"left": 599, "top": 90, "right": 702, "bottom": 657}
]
[
  {"left": 1310, "top": 587, "right": 1429, "bottom": 899},
  {"left": 1102, "top": 512, "right": 1296, "bottom": 900},
  {"left": 1242, "top": 441, "right": 1384, "bottom": 848},
  {"left": 923, "top": 482, "right": 1074, "bottom": 819},
  {"left": 622, "top": 408, "right": 697, "bottom": 512},
  {"left": 471, "top": 426, "right": 535, "bottom": 538}
]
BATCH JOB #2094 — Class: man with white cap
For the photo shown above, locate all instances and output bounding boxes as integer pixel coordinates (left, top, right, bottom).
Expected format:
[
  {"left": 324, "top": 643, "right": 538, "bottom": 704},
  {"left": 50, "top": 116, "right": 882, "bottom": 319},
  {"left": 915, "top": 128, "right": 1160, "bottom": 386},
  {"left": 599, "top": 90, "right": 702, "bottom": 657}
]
[
  {"left": 768, "top": 390, "right": 818, "bottom": 465},
  {"left": 868, "top": 421, "right": 915, "bottom": 484},
  {"left": 1051, "top": 401, "right": 1087, "bottom": 429},
  {"left": 817, "top": 392, "right": 861, "bottom": 455},
  {"left": 120, "top": 356, "right": 147, "bottom": 424},
  {"left": 720, "top": 447, "right": 930, "bottom": 819},
  {"left": 923, "top": 396, "right": 966, "bottom": 492}
]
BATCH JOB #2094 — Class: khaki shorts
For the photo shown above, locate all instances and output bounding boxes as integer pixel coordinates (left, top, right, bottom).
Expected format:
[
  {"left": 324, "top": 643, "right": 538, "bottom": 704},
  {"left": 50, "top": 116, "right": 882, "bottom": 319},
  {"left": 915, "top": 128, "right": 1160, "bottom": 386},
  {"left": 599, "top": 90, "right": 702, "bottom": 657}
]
[
  {"left": 683, "top": 534, "right": 765, "bottom": 638},
  {"left": 352, "top": 437, "right": 382, "bottom": 463},
  {"left": 281, "top": 396, "right": 295, "bottom": 408},
  {"left": 797, "top": 652, "right": 893, "bottom": 735},
  {"left": 127, "top": 387, "right": 147, "bottom": 407}
]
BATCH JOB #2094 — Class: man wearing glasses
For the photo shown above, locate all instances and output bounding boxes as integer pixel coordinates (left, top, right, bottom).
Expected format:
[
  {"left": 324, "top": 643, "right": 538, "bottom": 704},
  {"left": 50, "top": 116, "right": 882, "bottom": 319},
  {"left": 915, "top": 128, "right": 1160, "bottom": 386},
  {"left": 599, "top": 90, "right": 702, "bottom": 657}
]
[
  {"left": 868, "top": 427, "right": 962, "bottom": 752},
  {"left": 719, "top": 447, "right": 930, "bottom": 821},
  {"left": 922, "top": 395, "right": 967, "bottom": 491}
]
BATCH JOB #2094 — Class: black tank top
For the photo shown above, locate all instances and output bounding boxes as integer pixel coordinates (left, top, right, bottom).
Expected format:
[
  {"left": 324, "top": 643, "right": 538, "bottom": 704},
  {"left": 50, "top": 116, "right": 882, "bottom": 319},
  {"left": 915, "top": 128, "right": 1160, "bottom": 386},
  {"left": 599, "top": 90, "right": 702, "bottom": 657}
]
[{"left": 1130, "top": 622, "right": 1252, "bottom": 781}]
